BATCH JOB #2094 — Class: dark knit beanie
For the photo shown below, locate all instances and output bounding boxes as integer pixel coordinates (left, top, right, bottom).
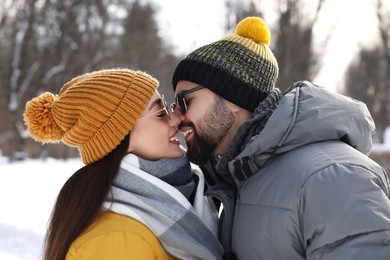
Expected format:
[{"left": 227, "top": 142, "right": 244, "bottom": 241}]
[{"left": 172, "top": 17, "right": 279, "bottom": 112}]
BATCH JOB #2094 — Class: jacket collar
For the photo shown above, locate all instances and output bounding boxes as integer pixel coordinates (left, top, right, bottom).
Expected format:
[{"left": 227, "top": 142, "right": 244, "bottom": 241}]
[{"left": 224, "top": 81, "right": 375, "bottom": 188}]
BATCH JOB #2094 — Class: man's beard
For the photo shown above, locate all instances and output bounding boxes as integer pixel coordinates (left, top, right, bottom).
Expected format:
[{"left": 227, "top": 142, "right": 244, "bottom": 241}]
[{"left": 184, "top": 96, "right": 234, "bottom": 165}]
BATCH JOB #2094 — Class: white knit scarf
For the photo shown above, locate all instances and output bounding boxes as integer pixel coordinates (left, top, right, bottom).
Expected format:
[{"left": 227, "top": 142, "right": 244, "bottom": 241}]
[{"left": 103, "top": 154, "right": 223, "bottom": 260}]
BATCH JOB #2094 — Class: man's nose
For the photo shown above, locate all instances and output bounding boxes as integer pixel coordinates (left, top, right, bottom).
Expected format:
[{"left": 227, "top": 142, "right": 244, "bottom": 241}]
[{"left": 168, "top": 107, "right": 183, "bottom": 127}]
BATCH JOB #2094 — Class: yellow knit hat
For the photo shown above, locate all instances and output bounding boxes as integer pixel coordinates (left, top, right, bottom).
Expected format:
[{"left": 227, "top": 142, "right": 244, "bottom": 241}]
[{"left": 24, "top": 68, "right": 158, "bottom": 164}]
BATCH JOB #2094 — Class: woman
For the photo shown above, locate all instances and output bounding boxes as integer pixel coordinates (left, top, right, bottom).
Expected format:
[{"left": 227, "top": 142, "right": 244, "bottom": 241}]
[{"left": 23, "top": 68, "right": 223, "bottom": 260}]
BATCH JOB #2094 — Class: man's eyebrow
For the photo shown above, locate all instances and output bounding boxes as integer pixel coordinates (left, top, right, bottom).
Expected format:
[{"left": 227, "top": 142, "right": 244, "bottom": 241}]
[{"left": 148, "top": 98, "right": 162, "bottom": 111}]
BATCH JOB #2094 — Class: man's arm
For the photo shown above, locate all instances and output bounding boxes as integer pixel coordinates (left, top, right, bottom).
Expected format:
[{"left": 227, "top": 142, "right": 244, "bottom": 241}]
[{"left": 300, "top": 163, "right": 390, "bottom": 259}]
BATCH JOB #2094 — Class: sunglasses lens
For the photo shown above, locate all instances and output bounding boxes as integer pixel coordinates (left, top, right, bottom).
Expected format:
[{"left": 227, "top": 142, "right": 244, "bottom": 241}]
[
  {"left": 173, "top": 85, "right": 204, "bottom": 115},
  {"left": 174, "top": 96, "right": 185, "bottom": 114}
]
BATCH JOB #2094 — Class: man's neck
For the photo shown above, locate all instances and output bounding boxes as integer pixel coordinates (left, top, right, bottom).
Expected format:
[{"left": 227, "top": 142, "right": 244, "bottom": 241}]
[{"left": 215, "top": 108, "right": 251, "bottom": 156}]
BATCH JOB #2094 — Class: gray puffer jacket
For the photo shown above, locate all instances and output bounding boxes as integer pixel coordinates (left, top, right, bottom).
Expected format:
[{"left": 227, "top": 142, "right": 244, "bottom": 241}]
[{"left": 215, "top": 81, "right": 390, "bottom": 259}]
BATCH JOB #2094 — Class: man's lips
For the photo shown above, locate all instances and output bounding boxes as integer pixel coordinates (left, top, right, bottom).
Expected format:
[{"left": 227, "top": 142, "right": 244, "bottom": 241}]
[{"left": 180, "top": 127, "right": 194, "bottom": 142}]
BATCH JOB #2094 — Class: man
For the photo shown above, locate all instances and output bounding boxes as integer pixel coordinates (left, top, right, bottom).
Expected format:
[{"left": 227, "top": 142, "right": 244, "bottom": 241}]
[{"left": 171, "top": 17, "right": 390, "bottom": 259}]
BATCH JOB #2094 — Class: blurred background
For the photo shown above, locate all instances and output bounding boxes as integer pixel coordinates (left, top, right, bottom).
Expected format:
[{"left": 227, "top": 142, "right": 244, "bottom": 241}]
[
  {"left": 1, "top": 0, "right": 390, "bottom": 258},
  {"left": 0, "top": 0, "right": 389, "bottom": 169}
]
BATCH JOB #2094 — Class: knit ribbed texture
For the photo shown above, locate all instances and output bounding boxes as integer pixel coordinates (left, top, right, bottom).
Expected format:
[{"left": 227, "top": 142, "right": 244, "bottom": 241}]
[
  {"left": 24, "top": 68, "right": 158, "bottom": 164},
  {"left": 172, "top": 17, "right": 279, "bottom": 112}
]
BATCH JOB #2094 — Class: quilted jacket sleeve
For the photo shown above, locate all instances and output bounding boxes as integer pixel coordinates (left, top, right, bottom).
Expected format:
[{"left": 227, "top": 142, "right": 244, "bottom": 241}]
[{"left": 301, "top": 163, "right": 390, "bottom": 259}]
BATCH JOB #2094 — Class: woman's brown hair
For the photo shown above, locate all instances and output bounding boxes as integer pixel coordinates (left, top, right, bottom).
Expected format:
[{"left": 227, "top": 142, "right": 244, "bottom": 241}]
[{"left": 43, "top": 134, "right": 130, "bottom": 260}]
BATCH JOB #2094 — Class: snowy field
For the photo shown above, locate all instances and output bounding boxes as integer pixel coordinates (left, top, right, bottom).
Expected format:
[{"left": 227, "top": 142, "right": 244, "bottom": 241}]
[{"left": 0, "top": 157, "right": 83, "bottom": 260}]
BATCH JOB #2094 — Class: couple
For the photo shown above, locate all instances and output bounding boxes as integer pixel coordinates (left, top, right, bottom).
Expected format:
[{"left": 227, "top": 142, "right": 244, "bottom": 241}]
[{"left": 24, "top": 17, "right": 390, "bottom": 260}]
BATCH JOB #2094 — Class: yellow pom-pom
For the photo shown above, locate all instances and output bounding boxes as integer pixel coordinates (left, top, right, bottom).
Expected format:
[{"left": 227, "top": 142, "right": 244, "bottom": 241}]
[
  {"left": 235, "top": 17, "right": 271, "bottom": 46},
  {"left": 24, "top": 92, "right": 64, "bottom": 143}
]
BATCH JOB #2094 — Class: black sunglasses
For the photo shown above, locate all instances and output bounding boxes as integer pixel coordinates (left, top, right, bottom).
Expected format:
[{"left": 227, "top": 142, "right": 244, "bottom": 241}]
[{"left": 171, "top": 85, "right": 204, "bottom": 114}]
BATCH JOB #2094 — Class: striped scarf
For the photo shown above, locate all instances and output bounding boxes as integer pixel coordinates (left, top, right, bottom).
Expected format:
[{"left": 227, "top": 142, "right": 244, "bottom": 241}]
[{"left": 103, "top": 154, "right": 223, "bottom": 260}]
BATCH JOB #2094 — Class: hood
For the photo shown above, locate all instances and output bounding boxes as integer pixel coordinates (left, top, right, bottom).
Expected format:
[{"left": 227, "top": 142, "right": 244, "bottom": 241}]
[{"left": 228, "top": 81, "right": 376, "bottom": 185}]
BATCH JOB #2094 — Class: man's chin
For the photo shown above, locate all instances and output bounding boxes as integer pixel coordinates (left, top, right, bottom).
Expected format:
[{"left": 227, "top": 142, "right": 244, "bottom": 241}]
[
  {"left": 186, "top": 141, "right": 215, "bottom": 165},
  {"left": 187, "top": 152, "right": 209, "bottom": 165}
]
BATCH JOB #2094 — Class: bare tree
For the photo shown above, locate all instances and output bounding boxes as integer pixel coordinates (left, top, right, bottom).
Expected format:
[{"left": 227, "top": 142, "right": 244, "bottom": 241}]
[
  {"left": 223, "top": 0, "right": 328, "bottom": 92},
  {"left": 225, "top": 0, "right": 263, "bottom": 32},
  {"left": 1, "top": 0, "right": 39, "bottom": 160},
  {"left": 344, "top": 0, "right": 390, "bottom": 142},
  {"left": 0, "top": 0, "right": 180, "bottom": 160},
  {"left": 0, "top": 0, "right": 122, "bottom": 159},
  {"left": 113, "top": 0, "right": 179, "bottom": 101},
  {"left": 377, "top": 0, "right": 390, "bottom": 76},
  {"left": 273, "top": 0, "right": 327, "bottom": 91}
]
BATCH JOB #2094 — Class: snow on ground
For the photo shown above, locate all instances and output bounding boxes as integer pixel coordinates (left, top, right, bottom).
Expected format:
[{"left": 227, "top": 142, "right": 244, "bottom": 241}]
[
  {"left": 372, "top": 127, "right": 390, "bottom": 152},
  {"left": 0, "top": 158, "right": 83, "bottom": 260}
]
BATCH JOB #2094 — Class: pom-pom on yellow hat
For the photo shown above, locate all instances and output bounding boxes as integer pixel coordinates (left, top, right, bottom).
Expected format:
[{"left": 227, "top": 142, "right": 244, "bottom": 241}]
[
  {"left": 172, "top": 17, "right": 278, "bottom": 112},
  {"left": 24, "top": 68, "right": 158, "bottom": 164}
]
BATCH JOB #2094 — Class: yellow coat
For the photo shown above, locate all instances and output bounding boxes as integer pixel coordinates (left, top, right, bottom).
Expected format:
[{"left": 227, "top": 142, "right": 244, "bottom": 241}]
[{"left": 66, "top": 211, "right": 178, "bottom": 260}]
